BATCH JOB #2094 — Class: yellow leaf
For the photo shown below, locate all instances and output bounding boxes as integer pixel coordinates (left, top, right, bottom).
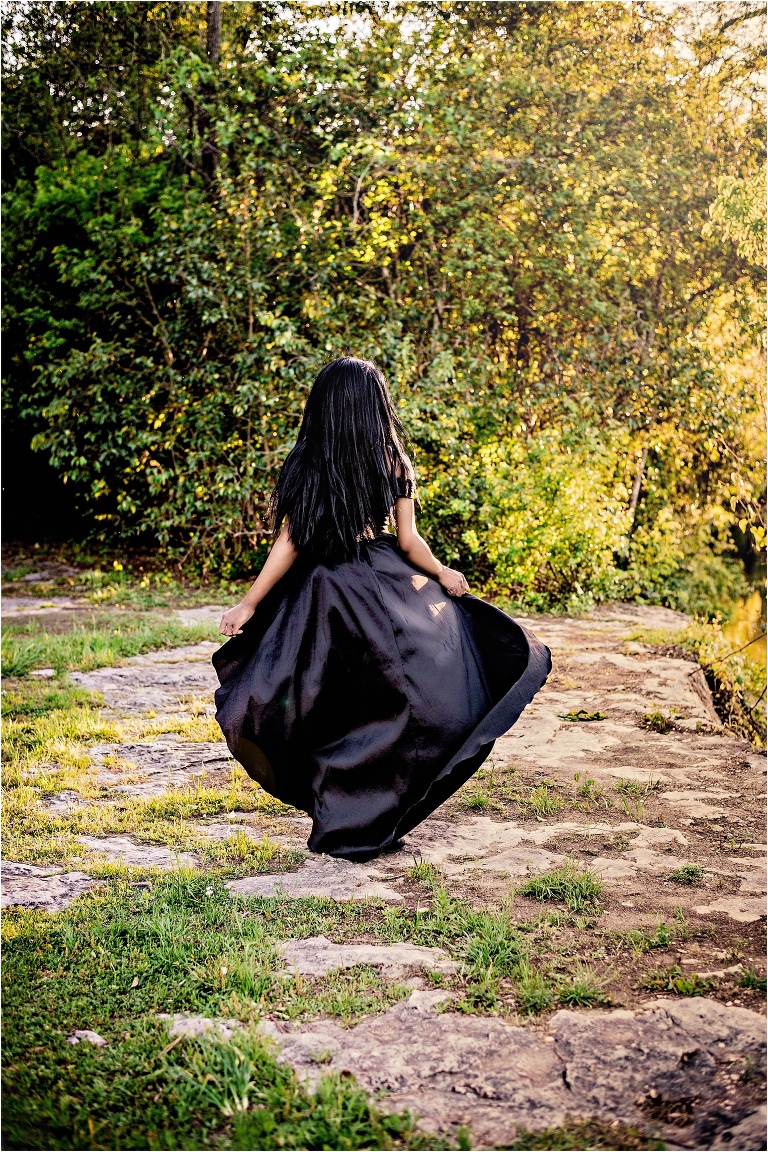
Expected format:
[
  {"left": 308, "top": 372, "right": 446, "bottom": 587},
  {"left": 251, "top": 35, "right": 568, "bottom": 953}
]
[{"left": 131, "top": 976, "right": 139, "bottom": 988}]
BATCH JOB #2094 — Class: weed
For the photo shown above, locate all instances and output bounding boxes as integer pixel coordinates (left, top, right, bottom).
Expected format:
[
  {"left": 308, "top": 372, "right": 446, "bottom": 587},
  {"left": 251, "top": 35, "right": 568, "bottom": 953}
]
[
  {"left": 406, "top": 858, "right": 444, "bottom": 887},
  {"left": 462, "top": 915, "right": 526, "bottom": 978},
  {"left": 522, "top": 783, "right": 566, "bottom": 820},
  {"left": 514, "top": 958, "right": 555, "bottom": 1015},
  {"left": 642, "top": 711, "right": 670, "bottom": 733},
  {"left": 464, "top": 789, "right": 490, "bottom": 810},
  {"left": 618, "top": 794, "right": 646, "bottom": 822},
  {"left": 558, "top": 709, "right": 606, "bottom": 722},
  {"left": 556, "top": 966, "right": 608, "bottom": 1007},
  {"left": 521, "top": 862, "right": 603, "bottom": 911},
  {"left": 615, "top": 777, "right": 662, "bottom": 797},
  {"left": 503, "top": 1120, "right": 664, "bottom": 1149},
  {"left": 739, "top": 966, "right": 767, "bottom": 992},
  {"left": 668, "top": 864, "right": 704, "bottom": 886},
  {"left": 639, "top": 965, "right": 713, "bottom": 996},
  {"left": 200, "top": 831, "right": 301, "bottom": 875},
  {"left": 613, "top": 921, "right": 676, "bottom": 955}
]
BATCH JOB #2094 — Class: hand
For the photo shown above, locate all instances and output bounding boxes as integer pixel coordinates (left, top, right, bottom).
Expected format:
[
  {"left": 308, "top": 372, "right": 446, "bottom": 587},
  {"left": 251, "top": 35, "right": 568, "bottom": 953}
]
[
  {"left": 219, "top": 602, "right": 254, "bottom": 638},
  {"left": 438, "top": 567, "right": 469, "bottom": 597}
]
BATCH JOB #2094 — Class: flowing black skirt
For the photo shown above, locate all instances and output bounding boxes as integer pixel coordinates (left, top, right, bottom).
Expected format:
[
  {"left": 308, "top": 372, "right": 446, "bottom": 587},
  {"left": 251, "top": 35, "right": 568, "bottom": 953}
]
[{"left": 212, "top": 536, "right": 551, "bottom": 861}]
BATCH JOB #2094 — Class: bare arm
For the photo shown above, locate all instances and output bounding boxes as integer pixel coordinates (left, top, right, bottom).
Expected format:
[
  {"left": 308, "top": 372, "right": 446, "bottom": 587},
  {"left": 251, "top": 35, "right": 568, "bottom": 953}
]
[
  {"left": 394, "top": 497, "right": 469, "bottom": 596},
  {"left": 219, "top": 523, "right": 298, "bottom": 637}
]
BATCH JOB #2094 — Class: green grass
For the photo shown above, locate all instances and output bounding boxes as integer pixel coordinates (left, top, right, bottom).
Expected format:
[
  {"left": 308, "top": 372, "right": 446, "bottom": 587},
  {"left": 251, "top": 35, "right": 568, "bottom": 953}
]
[
  {"left": 668, "top": 864, "right": 704, "bottom": 886},
  {"left": 520, "top": 863, "right": 604, "bottom": 912},
  {"left": 1, "top": 678, "right": 100, "bottom": 719},
  {"left": 555, "top": 966, "right": 608, "bottom": 1007},
  {"left": 514, "top": 958, "right": 555, "bottom": 1015},
  {"left": 614, "top": 777, "right": 663, "bottom": 797},
  {"left": 502, "top": 1121, "right": 665, "bottom": 1150},
  {"left": 405, "top": 858, "right": 443, "bottom": 887},
  {"left": 628, "top": 619, "right": 765, "bottom": 747},
  {"left": 521, "top": 783, "right": 566, "bottom": 820},
  {"left": 610, "top": 921, "right": 677, "bottom": 955},
  {"left": 1, "top": 612, "right": 219, "bottom": 677},
  {"left": 1, "top": 879, "right": 450, "bottom": 1151}
]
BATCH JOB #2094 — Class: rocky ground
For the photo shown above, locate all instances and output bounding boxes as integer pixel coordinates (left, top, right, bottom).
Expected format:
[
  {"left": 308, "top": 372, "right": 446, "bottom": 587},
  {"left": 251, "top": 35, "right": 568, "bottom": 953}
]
[{"left": 2, "top": 596, "right": 766, "bottom": 1151}]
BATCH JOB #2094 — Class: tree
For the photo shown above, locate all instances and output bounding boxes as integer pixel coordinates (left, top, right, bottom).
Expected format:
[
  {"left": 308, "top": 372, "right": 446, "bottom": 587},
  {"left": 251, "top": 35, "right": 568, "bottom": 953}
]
[{"left": 2, "top": 1, "right": 765, "bottom": 609}]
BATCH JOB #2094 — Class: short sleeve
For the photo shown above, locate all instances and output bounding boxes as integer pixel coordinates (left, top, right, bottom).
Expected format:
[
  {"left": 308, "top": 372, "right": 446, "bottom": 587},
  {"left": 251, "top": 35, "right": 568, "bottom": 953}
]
[{"left": 393, "top": 456, "right": 416, "bottom": 500}]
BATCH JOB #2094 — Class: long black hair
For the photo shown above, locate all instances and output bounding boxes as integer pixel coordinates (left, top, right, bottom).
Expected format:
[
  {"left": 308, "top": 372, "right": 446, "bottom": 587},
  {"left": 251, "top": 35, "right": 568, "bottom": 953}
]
[{"left": 269, "top": 357, "right": 412, "bottom": 563}]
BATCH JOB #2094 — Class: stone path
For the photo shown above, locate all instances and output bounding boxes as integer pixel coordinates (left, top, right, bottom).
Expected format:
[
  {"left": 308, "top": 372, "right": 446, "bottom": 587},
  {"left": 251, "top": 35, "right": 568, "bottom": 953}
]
[{"left": 3, "top": 602, "right": 766, "bottom": 1150}]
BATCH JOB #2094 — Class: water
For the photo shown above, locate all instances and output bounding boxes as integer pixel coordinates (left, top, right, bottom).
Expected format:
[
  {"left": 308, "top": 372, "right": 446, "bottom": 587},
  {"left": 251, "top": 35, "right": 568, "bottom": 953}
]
[{"left": 723, "top": 588, "right": 767, "bottom": 672}]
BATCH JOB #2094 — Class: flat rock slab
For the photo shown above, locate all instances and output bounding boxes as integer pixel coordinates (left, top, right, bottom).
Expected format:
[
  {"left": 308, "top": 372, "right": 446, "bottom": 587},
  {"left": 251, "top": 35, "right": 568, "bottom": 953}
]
[
  {"left": 1, "top": 861, "right": 98, "bottom": 911},
  {"left": 77, "top": 835, "right": 198, "bottom": 869},
  {"left": 279, "top": 935, "right": 457, "bottom": 978},
  {"left": 692, "top": 895, "right": 767, "bottom": 924},
  {"left": 403, "top": 817, "right": 689, "bottom": 883},
  {"left": 69, "top": 642, "right": 220, "bottom": 715},
  {"left": 261, "top": 990, "right": 766, "bottom": 1150},
  {"left": 41, "top": 789, "right": 89, "bottom": 813},
  {"left": 227, "top": 855, "right": 404, "bottom": 903},
  {"left": 92, "top": 738, "right": 233, "bottom": 797}
]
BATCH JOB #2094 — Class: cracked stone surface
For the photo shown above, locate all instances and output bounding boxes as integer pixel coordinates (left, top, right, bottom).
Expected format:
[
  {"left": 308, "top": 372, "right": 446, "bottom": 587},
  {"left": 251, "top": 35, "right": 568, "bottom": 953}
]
[
  {"left": 77, "top": 835, "right": 198, "bottom": 869},
  {"left": 91, "top": 738, "right": 234, "bottom": 797},
  {"left": 69, "top": 642, "right": 220, "bottom": 715},
  {"left": 1, "top": 861, "right": 98, "bottom": 911},
  {"left": 279, "top": 936, "right": 458, "bottom": 978},
  {"left": 259, "top": 990, "right": 766, "bottom": 1150},
  {"left": 227, "top": 855, "right": 404, "bottom": 902}
]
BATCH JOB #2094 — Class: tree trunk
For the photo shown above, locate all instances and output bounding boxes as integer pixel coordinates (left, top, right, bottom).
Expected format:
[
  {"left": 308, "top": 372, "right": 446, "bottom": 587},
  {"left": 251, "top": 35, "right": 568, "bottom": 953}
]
[
  {"left": 201, "top": 1, "right": 221, "bottom": 189},
  {"left": 206, "top": 1, "right": 222, "bottom": 62},
  {"left": 628, "top": 446, "right": 649, "bottom": 526}
]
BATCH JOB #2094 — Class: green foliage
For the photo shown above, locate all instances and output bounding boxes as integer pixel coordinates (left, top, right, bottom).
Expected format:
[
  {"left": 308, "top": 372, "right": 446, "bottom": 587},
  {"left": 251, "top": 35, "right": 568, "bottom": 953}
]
[
  {"left": 3, "top": 2, "right": 765, "bottom": 609},
  {"left": 559, "top": 710, "right": 606, "bottom": 723},
  {"left": 740, "top": 967, "right": 768, "bottom": 992},
  {"left": 668, "top": 864, "right": 704, "bottom": 886},
  {"left": 521, "top": 864, "right": 604, "bottom": 911},
  {"left": 638, "top": 966, "right": 714, "bottom": 997},
  {"left": 705, "top": 169, "right": 767, "bottom": 266},
  {"left": 642, "top": 711, "right": 670, "bottom": 734}
]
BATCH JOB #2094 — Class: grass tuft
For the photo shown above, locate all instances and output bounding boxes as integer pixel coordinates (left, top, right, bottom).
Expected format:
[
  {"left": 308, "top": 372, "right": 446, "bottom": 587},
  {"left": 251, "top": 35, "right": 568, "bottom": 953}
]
[
  {"left": 520, "top": 862, "right": 604, "bottom": 911},
  {"left": 668, "top": 863, "right": 704, "bottom": 886}
]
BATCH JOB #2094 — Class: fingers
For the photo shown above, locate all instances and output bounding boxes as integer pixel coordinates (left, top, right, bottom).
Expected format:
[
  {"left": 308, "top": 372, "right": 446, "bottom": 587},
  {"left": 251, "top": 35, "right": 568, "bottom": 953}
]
[{"left": 219, "top": 623, "right": 244, "bottom": 637}]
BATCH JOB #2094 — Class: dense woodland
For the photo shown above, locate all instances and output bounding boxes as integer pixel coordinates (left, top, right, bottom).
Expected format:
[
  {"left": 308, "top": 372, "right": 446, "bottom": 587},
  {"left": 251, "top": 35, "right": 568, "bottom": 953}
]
[{"left": 3, "top": 0, "right": 765, "bottom": 612}]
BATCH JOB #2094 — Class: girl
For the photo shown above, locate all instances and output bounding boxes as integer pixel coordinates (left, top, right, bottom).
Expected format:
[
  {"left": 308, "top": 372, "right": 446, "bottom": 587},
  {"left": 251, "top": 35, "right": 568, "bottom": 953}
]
[{"left": 213, "top": 357, "right": 550, "bottom": 861}]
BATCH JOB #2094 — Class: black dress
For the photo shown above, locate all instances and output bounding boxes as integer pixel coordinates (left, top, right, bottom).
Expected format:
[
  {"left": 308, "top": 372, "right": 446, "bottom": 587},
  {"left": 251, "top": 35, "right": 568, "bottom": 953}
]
[{"left": 212, "top": 490, "right": 551, "bottom": 862}]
